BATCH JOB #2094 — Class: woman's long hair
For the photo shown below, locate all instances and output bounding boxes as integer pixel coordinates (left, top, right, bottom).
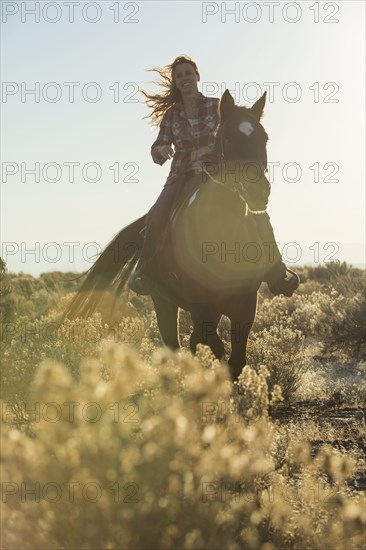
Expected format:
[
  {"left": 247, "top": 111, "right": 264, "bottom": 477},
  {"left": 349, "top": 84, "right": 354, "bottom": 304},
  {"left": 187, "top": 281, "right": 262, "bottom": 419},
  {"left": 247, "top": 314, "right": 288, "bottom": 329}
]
[{"left": 141, "top": 55, "right": 200, "bottom": 126}]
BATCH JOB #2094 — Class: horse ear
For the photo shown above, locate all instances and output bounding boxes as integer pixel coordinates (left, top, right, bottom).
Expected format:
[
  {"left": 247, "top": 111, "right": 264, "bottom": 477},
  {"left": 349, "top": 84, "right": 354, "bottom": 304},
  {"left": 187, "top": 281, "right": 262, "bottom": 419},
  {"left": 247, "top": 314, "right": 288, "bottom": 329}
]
[
  {"left": 251, "top": 92, "right": 267, "bottom": 120},
  {"left": 220, "top": 89, "right": 236, "bottom": 120}
]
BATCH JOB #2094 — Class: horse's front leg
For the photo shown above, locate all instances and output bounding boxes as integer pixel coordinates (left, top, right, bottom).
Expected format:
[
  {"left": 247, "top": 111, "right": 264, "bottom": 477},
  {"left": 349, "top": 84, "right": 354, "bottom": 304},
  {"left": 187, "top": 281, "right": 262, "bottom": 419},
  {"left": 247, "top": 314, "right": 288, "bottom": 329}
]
[
  {"left": 151, "top": 292, "right": 180, "bottom": 350},
  {"left": 190, "top": 306, "right": 225, "bottom": 361},
  {"left": 227, "top": 292, "right": 258, "bottom": 381}
]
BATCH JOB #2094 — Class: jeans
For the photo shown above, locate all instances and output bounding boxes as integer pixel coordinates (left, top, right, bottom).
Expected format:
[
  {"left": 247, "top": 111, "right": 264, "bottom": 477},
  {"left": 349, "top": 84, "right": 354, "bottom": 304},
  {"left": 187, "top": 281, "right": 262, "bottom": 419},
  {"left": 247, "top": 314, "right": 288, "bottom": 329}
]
[{"left": 137, "top": 171, "right": 197, "bottom": 269}]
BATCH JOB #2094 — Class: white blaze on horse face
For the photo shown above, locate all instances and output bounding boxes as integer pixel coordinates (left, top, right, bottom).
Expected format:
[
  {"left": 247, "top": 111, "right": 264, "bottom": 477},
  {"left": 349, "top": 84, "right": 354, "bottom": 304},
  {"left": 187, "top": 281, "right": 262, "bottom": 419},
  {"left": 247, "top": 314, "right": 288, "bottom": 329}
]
[{"left": 239, "top": 121, "right": 254, "bottom": 136}]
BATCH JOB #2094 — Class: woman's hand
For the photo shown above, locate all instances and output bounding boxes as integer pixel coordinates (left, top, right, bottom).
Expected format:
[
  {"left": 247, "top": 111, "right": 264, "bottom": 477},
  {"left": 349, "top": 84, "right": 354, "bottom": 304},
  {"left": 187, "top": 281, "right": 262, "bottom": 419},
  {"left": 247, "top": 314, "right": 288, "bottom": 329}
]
[
  {"left": 190, "top": 146, "right": 212, "bottom": 162},
  {"left": 156, "top": 145, "right": 174, "bottom": 161}
]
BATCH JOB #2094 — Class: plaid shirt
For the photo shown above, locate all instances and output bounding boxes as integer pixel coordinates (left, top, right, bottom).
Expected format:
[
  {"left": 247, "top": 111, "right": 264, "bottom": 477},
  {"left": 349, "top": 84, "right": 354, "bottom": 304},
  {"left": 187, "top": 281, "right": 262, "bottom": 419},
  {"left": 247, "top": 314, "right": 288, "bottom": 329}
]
[{"left": 151, "top": 93, "right": 220, "bottom": 185}]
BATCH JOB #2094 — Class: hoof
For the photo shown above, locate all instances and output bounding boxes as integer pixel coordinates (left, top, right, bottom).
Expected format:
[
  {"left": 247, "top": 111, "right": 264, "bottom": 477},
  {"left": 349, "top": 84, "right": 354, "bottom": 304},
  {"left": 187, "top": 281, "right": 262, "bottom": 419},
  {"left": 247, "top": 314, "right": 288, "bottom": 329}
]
[{"left": 228, "top": 364, "right": 243, "bottom": 383}]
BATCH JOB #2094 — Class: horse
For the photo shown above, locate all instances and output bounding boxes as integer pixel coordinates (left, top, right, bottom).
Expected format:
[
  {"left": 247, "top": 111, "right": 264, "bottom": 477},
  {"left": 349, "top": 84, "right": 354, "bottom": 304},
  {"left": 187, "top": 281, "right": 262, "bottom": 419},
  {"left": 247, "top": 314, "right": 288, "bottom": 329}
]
[{"left": 63, "top": 89, "right": 272, "bottom": 381}]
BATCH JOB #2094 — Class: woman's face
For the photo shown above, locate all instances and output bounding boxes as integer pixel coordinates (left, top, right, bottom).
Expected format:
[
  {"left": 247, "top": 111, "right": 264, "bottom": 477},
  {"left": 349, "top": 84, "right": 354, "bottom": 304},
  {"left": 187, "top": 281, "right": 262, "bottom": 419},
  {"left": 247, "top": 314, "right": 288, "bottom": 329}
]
[{"left": 173, "top": 63, "right": 199, "bottom": 95}]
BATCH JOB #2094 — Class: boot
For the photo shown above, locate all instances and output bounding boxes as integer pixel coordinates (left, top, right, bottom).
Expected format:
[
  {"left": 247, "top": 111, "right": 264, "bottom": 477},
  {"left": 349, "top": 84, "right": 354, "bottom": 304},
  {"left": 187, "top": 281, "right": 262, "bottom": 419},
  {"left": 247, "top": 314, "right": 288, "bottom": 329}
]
[{"left": 264, "top": 261, "right": 300, "bottom": 297}]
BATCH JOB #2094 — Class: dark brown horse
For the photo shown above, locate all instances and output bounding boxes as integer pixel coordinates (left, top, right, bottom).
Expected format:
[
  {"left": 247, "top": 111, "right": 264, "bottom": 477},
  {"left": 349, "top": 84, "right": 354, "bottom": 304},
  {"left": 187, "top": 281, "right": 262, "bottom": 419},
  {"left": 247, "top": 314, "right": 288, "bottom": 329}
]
[{"left": 63, "top": 90, "right": 271, "bottom": 381}]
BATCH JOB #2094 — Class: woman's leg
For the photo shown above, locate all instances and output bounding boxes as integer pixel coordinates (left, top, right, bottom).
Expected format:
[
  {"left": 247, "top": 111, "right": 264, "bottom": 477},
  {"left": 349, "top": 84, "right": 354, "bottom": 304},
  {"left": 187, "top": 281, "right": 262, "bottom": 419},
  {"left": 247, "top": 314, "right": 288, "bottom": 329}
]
[
  {"left": 128, "top": 184, "right": 179, "bottom": 294},
  {"left": 253, "top": 212, "right": 300, "bottom": 296}
]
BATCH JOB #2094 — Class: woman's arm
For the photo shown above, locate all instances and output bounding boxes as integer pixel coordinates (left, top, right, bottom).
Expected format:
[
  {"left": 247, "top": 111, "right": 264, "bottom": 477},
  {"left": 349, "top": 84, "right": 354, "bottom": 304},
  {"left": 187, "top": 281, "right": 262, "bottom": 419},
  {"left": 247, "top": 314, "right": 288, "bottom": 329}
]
[{"left": 151, "top": 111, "right": 173, "bottom": 165}]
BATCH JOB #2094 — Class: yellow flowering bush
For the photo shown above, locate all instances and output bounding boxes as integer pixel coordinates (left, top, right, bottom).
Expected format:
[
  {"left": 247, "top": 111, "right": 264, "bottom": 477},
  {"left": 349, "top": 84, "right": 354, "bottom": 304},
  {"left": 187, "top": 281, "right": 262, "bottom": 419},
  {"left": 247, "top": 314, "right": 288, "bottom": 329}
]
[
  {"left": 247, "top": 325, "right": 308, "bottom": 401},
  {"left": 1, "top": 263, "right": 365, "bottom": 548},
  {"left": 1, "top": 346, "right": 365, "bottom": 549}
]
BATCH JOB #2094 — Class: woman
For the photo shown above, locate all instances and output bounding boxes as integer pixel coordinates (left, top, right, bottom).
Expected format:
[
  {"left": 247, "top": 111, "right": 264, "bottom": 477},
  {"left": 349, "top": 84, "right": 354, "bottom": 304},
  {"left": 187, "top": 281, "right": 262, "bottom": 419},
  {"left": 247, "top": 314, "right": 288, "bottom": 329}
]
[
  {"left": 129, "top": 55, "right": 299, "bottom": 297},
  {"left": 129, "top": 55, "right": 219, "bottom": 294}
]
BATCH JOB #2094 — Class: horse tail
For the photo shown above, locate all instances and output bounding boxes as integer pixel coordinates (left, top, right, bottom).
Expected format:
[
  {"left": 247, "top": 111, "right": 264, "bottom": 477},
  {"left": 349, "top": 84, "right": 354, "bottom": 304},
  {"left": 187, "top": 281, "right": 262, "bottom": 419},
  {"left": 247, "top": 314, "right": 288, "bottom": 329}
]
[{"left": 61, "top": 214, "right": 147, "bottom": 322}]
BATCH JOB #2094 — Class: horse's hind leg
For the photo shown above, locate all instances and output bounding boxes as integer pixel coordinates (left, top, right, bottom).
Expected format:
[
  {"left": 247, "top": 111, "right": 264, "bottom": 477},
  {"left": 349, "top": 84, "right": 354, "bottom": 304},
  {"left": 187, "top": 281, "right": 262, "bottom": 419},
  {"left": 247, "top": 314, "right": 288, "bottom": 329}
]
[
  {"left": 228, "top": 292, "right": 257, "bottom": 381},
  {"left": 190, "top": 306, "right": 225, "bottom": 360},
  {"left": 151, "top": 292, "right": 180, "bottom": 350}
]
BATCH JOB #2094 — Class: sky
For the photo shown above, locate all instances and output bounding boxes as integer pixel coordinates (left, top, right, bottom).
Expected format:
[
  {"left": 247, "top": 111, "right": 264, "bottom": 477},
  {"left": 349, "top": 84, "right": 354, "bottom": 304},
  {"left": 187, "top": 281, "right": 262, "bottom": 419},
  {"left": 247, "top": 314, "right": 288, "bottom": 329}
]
[{"left": 1, "top": 0, "right": 365, "bottom": 274}]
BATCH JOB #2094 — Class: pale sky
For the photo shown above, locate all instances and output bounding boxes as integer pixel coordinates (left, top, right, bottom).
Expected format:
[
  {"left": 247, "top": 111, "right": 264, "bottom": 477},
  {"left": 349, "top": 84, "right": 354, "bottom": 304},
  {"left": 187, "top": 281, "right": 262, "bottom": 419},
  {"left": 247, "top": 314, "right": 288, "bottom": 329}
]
[{"left": 1, "top": 0, "right": 365, "bottom": 274}]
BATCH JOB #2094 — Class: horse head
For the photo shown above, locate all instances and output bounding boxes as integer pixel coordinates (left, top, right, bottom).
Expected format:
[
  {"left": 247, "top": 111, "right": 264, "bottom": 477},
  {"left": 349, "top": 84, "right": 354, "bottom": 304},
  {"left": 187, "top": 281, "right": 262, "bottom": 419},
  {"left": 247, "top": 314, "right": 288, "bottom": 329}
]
[{"left": 213, "top": 90, "right": 270, "bottom": 213}]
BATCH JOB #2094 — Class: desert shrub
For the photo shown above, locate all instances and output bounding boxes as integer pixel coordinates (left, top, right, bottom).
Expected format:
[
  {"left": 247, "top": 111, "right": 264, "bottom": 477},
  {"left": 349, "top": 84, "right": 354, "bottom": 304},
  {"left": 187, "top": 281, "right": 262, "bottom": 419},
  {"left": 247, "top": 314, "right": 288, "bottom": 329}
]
[
  {"left": 236, "top": 365, "right": 283, "bottom": 423},
  {"left": 289, "top": 285, "right": 365, "bottom": 360},
  {"left": 0, "top": 259, "right": 12, "bottom": 325},
  {"left": 252, "top": 284, "right": 365, "bottom": 361},
  {"left": 247, "top": 324, "right": 308, "bottom": 401},
  {"left": 0, "top": 270, "right": 83, "bottom": 323},
  {"left": 1, "top": 346, "right": 364, "bottom": 550},
  {"left": 1, "top": 347, "right": 271, "bottom": 549},
  {"left": 323, "top": 287, "right": 366, "bottom": 358},
  {"left": 0, "top": 258, "right": 11, "bottom": 297},
  {"left": 0, "top": 314, "right": 144, "bottom": 416},
  {"left": 253, "top": 290, "right": 343, "bottom": 339},
  {"left": 304, "top": 262, "right": 364, "bottom": 294}
]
